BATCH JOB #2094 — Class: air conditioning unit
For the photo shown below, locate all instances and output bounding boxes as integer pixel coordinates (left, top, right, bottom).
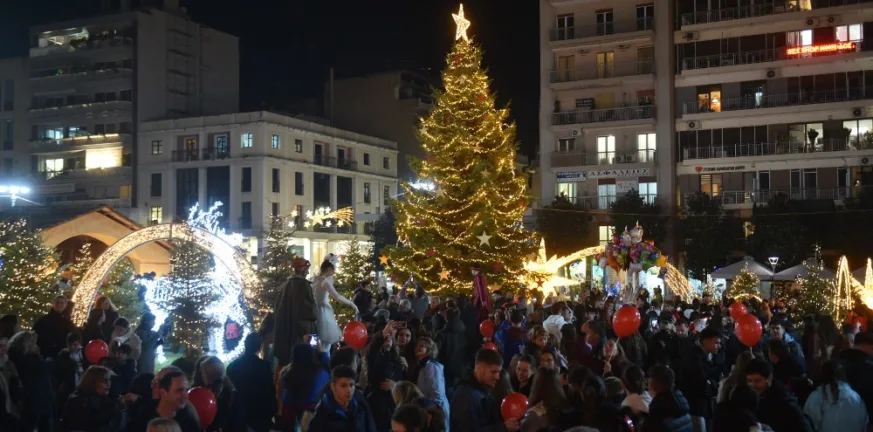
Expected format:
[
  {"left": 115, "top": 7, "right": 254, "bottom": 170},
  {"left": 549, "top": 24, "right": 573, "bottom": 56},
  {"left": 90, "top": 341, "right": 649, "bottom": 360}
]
[
  {"left": 571, "top": 128, "right": 582, "bottom": 137},
  {"left": 766, "top": 69, "right": 778, "bottom": 79},
  {"left": 624, "top": 154, "right": 636, "bottom": 163},
  {"left": 854, "top": 108, "right": 864, "bottom": 117},
  {"left": 806, "top": 18, "right": 820, "bottom": 27},
  {"left": 827, "top": 15, "right": 841, "bottom": 25},
  {"left": 687, "top": 120, "right": 700, "bottom": 130},
  {"left": 683, "top": 31, "right": 699, "bottom": 41}
]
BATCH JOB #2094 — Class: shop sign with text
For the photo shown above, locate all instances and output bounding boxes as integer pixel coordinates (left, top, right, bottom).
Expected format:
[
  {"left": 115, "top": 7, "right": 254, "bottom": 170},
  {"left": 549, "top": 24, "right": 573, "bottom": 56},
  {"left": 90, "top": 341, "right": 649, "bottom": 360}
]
[
  {"left": 694, "top": 165, "right": 746, "bottom": 173},
  {"left": 587, "top": 168, "right": 649, "bottom": 178},
  {"left": 557, "top": 171, "right": 586, "bottom": 181}
]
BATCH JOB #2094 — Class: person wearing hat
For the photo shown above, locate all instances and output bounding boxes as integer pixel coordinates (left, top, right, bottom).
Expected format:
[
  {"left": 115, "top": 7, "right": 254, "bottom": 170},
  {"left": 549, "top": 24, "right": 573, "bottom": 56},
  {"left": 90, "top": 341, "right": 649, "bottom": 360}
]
[{"left": 273, "top": 257, "right": 317, "bottom": 368}]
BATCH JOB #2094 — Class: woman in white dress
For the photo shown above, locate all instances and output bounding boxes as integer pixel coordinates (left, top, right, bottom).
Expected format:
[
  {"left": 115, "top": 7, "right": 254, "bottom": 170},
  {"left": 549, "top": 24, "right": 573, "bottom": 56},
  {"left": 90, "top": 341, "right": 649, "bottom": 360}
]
[{"left": 314, "top": 259, "right": 358, "bottom": 350}]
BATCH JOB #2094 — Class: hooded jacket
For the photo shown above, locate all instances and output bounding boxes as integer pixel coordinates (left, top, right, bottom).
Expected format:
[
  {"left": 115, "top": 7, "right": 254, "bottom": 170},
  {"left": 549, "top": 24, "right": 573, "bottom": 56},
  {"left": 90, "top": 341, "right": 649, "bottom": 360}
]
[{"left": 643, "top": 389, "right": 694, "bottom": 432}]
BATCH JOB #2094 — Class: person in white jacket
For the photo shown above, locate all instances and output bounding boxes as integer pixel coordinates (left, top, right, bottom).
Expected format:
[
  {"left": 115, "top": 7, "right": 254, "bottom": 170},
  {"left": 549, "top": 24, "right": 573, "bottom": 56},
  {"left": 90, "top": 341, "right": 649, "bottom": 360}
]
[{"left": 542, "top": 301, "right": 573, "bottom": 343}]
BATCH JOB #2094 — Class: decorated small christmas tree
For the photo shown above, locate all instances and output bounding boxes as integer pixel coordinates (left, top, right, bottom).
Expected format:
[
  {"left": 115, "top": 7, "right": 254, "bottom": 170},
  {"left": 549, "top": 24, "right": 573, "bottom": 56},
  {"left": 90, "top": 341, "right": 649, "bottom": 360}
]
[
  {"left": 70, "top": 242, "right": 95, "bottom": 286},
  {"left": 792, "top": 259, "right": 835, "bottom": 322},
  {"left": 0, "top": 219, "right": 64, "bottom": 325},
  {"left": 387, "top": 4, "right": 536, "bottom": 296},
  {"left": 725, "top": 265, "right": 762, "bottom": 302},
  {"left": 253, "top": 214, "right": 298, "bottom": 320},
  {"left": 70, "top": 242, "right": 144, "bottom": 321},
  {"left": 334, "top": 239, "right": 374, "bottom": 329},
  {"left": 159, "top": 239, "right": 217, "bottom": 359}
]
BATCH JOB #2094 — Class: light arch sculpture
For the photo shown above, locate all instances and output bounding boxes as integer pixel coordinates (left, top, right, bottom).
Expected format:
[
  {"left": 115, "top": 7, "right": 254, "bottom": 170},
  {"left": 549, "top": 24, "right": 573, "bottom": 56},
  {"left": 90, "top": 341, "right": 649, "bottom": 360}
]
[{"left": 70, "top": 223, "right": 261, "bottom": 326}]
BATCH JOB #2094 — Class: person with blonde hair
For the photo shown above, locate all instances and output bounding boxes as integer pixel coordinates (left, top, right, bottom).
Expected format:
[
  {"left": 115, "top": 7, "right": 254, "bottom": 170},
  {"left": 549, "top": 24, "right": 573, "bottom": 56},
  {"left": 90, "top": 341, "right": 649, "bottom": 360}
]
[
  {"left": 193, "top": 355, "right": 237, "bottom": 431},
  {"left": 147, "top": 417, "right": 183, "bottom": 432}
]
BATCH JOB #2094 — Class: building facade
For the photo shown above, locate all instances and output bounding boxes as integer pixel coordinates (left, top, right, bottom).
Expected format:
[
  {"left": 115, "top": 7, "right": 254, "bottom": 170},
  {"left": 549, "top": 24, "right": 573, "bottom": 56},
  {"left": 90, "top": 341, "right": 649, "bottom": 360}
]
[
  {"left": 539, "top": 0, "right": 676, "bottom": 247},
  {"left": 0, "top": 57, "right": 30, "bottom": 185},
  {"left": 675, "top": 0, "right": 873, "bottom": 219},
  {"left": 22, "top": 2, "right": 238, "bottom": 212},
  {"left": 137, "top": 111, "right": 399, "bottom": 264}
]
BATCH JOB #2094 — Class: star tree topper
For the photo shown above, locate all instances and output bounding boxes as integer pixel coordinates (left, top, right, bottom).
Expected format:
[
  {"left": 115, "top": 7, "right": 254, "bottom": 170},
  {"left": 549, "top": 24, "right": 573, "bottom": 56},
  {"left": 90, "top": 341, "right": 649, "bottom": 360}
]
[{"left": 453, "top": 4, "right": 471, "bottom": 42}]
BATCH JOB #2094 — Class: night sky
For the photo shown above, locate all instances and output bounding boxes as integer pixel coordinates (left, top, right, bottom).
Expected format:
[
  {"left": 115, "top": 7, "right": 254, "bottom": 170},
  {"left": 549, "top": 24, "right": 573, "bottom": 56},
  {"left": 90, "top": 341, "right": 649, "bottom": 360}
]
[{"left": 0, "top": 0, "right": 540, "bottom": 158}]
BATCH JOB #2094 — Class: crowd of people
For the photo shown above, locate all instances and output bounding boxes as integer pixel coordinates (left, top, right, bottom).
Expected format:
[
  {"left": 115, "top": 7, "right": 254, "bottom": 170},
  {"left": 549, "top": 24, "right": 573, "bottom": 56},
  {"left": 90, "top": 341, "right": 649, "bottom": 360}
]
[{"left": 2, "top": 256, "right": 873, "bottom": 432}]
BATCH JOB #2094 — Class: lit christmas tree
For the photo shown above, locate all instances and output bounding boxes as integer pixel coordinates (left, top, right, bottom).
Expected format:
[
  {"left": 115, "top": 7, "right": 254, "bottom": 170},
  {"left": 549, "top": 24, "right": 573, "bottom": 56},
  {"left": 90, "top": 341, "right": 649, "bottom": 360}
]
[
  {"left": 792, "top": 259, "right": 835, "bottom": 322},
  {"left": 833, "top": 256, "right": 855, "bottom": 322},
  {"left": 0, "top": 219, "right": 64, "bottom": 325},
  {"left": 724, "top": 265, "right": 762, "bottom": 302},
  {"left": 334, "top": 239, "right": 374, "bottom": 329},
  {"left": 70, "top": 242, "right": 95, "bottom": 286},
  {"left": 387, "top": 4, "right": 536, "bottom": 296},
  {"left": 159, "top": 239, "right": 218, "bottom": 359},
  {"left": 252, "top": 213, "right": 298, "bottom": 320}
]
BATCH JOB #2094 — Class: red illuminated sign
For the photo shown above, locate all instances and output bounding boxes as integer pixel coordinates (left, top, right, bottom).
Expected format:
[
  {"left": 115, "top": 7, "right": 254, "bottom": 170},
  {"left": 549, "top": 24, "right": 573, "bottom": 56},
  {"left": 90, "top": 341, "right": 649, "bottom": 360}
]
[{"left": 786, "top": 42, "right": 856, "bottom": 55}]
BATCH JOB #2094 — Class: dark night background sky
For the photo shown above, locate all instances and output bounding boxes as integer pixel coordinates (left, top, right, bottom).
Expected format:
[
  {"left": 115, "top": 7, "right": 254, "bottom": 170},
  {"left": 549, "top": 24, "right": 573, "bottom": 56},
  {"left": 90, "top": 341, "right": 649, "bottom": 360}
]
[{"left": 0, "top": 0, "right": 540, "bottom": 158}]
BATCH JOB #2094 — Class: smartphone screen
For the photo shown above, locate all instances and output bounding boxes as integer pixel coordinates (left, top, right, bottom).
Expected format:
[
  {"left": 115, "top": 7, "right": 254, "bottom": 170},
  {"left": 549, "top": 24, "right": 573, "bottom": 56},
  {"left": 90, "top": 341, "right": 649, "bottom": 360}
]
[
  {"left": 309, "top": 334, "right": 318, "bottom": 346},
  {"left": 396, "top": 321, "right": 407, "bottom": 329}
]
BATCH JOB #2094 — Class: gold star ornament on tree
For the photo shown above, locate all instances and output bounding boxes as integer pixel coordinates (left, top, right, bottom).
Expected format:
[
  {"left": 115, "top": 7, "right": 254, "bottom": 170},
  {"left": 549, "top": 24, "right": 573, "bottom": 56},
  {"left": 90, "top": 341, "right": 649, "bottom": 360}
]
[
  {"left": 453, "top": 4, "right": 471, "bottom": 42},
  {"left": 379, "top": 255, "right": 390, "bottom": 266}
]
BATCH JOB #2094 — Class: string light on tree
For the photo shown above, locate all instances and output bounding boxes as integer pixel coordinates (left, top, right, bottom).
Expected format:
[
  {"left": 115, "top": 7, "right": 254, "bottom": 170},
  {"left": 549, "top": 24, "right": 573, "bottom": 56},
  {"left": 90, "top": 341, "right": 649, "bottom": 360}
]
[
  {"left": 0, "top": 219, "right": 64, "bottom": 325},
  {"left": 834, "top": 256, "right": 856, "bottom": 322},
  {"left": 792, "top": 259, "right": 836, "bottom": 322},
  {"left": 303, "top": 207, "right": 354, "bottom": 229},
  {"left": 724, "top": 264, "right": 762, "bottom": 302}
]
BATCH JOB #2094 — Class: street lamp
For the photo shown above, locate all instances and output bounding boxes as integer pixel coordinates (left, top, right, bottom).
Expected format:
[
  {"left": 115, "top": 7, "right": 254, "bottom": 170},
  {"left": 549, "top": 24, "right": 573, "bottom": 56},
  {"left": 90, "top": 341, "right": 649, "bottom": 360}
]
[
  {"left": 768, "top": 256, "right": 779, "bottom": 299},
  {"left": 0, "top": 185, "right": 30, "bottom": 207}
]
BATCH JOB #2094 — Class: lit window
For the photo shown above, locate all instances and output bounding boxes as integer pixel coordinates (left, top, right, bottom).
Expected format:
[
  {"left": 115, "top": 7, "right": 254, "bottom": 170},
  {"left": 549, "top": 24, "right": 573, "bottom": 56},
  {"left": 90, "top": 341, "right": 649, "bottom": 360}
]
[
  {"left": 151, "top": 140, "right": 162, "bottom": 155},
  {"left": 597, "top": 135, "right": 615, "bottom": 164},
  {"left": 150, "top": 206, "right": 163, "bottom": 223},
  {"left": 836, "top": 24, "right": 863, "bottom": 42},
  {"left": 384, "top": 185, "right": 391, "bottom": 206},
  {"left": 637, "top": 133, "right": 656, "bottom": 163},
  {"left": 241, "top": 132, "right": 253, "bottom": 148},
  {"left": 85, "top": 147, "right": 122, "bottom": 169},
  {"left": 294, "top": 139, "right": 303, "bottom": 153},
  {"left": 271, "top": 134, "right": 280, "bottom": 149},
  {"left": 598, "top": 183, "right": 616, "bottom": 209},
  {"left": 598, "top": 226, "right": 611, "bottom": 246},
  {"left": 557, "top": 182, "right": 577, "bottom": 200},
  {"left": 700, "top": 174, "right": 723, "bottom": 196},
  {"left": 639, "top": 182, "right": 657, "bottom": 204},
  {"left": 787, "top": 29, "right": 813, "bottom": 47}
]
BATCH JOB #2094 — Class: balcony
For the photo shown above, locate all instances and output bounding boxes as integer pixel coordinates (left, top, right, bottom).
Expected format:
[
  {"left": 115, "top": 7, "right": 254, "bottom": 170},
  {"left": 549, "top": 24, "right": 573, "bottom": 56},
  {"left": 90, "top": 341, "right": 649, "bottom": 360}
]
[
  {"left": 550, "top": 60, "right": 653, "bottom": 84},
  {"left": 551, "top": 151, "right": 597, "bottom": 168},
  {"left": 37, "top": 166, "right": 131, "bottom": 181},
  {"left": 599, "top": 149, "right": 657, "bottom": 165},
  {"left": 682, "top": 87, "right": 873, "bottom": 115},
  {"left": 29, "top": 100, "right": 133, "bottom": 118},
  {"left": 30, "top": 36, "right": 133, "bottom": 57},
  {"left": 172, "top": 150, "right": 199, "bottom": 162},
  {"left": 552, "top": 105, "right": 654, "bottom": 126},
  {"left": 683, "top": 139, "right": 872, "bottom": 160},
  {"left": 201, "top": 148, "right": 231, "bottom": 161},
  {"left": 679, "top": 0, "right": 870, "bottom": 27},
  {"left": 691, "top": 187, "right": 854, "bottom": 206},
  {"left": 562, "top": 194, "right": 658, "bottom": 210},
  {"left": 681, "top": 43, "right": 863, "bottom": 71},
  {"left": 314, "top": 155, "right": 359, "bottom": 171},
  {"left": 29, "top": 133, "right": 129, "bottom": 153},
  {"left": 550, "top": 17, "right": 654, "bottom": 42}
]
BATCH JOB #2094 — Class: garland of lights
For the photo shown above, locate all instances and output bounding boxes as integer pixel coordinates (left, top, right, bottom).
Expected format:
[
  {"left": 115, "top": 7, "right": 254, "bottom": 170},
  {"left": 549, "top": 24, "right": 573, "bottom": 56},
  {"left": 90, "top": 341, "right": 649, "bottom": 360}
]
[{"left": 304, "top": 206, "right": 354, "bottom": 229}]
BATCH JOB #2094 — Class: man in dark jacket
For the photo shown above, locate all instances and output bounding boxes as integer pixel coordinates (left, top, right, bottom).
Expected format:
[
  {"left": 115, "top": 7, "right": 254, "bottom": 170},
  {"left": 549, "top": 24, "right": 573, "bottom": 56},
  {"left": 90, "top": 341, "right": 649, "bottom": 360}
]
[
  {"left": 308, "top": 365, "right": 377, "bottom": 432},
  {"left": 272, "top": 258, "right": 317, "bottom": 367},
  {"left": 763, "top": 313, "right": 804, "bottom": 360},
  {"left": 227, "top": 333, "right": 278, "bottom": 432},
  {"left": 744, "top": 358, "right": 813, "bottom": 432},
  {"left": 838, "top": 331, "right": 873, "bottom": 417},
  {"left": 646, "top": 364, "right": 693, "bottom": 432},
  {"left": 352, "top": 281, "right": 375, "bottom": 321},
  {"left": 678, "top": 326, "right": 724, "bottom": 431},
  {"left": 125, "top": 369, "right": 201, "bottom": 432},
  {"left": 33, "top": 296, "right": 75, "bottom": 359},
  {"left": 450, "top": 348, "right": 519, "bottom": 432},
  {"left": 647, "top": 317, "right": 682, "bottom": 370}
]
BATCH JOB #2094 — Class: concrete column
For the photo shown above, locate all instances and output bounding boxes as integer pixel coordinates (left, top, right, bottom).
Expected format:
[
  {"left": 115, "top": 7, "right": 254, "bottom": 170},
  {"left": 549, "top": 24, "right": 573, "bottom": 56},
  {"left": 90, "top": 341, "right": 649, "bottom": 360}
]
[
  {"left": 654, "top": 0, "right": 678, "bottom": 261},
  {"left": 539, "top": 0, "right": 557, "bottom": 208}
]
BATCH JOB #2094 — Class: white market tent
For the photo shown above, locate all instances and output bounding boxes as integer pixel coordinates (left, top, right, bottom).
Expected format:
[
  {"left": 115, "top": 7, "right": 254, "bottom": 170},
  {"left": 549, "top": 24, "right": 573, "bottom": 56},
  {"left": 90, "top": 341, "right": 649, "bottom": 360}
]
[
  {"left": 711, "top": 256, "right": 774, "bottom": 280},
  {"left": 774, "top": 259, "right": 835, "bottom": 281}
]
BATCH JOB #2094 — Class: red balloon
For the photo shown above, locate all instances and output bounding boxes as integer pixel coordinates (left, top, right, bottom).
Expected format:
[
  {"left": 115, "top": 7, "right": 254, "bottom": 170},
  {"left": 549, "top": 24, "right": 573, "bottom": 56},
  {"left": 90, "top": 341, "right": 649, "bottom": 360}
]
[
  {"left": 343, "top": 321, "right": 369, "bottom": 350},
  {"left": 730, "top": 302, "right": 748, "bottom": 320},
  {"left": 501, "top": 392, "right": 529, "bottom": 420},
  {"left": 84, "top": 340, "right": 109, "bottom": 364},
  {"left": 188, "top": 387, "right": 218, "bottom": 428},
  {"left": 480, "top": 320, "right": 496, "bottom": 339},
  {"left": 736, "top": 314, "right": 763, "bottom": 347},
  {"left": 483, "top": 341, "right": 498, "bottom": 351},
  {"left": 612, "top": 305, "right": 641, "bottom": 338}
]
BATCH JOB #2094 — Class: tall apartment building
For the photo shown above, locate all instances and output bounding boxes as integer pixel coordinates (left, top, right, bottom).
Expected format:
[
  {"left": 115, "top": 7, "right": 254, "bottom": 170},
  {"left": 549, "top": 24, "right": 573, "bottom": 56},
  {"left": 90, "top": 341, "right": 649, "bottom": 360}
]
[
  {"left": 0, "top": 58, "right": 30, "bottom": 184},
  {"left": 675, "top": 0, "right": 873, "bottom": 219},
  {"left": 322, "top": 70, "right": 432, "bottom": 182},
  {"left": 22, "top": 1, "right": 238, "bottom": 213},
  {"left": 539, "top": 0, "right": 675, "bottom": 247},
  {"left": 137, "top": 111, "right": 399, "bottom": 264}
]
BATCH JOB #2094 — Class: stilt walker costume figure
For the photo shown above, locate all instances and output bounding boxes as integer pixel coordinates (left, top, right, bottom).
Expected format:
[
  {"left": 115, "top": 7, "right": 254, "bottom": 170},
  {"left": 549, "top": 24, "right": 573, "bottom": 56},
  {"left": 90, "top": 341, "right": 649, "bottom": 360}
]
[
  {"left": 272, "top": 257, "right": 317, "bottom": 367},
  {"left": 471, "top": 264, "right": 492, "bottom": 321}
]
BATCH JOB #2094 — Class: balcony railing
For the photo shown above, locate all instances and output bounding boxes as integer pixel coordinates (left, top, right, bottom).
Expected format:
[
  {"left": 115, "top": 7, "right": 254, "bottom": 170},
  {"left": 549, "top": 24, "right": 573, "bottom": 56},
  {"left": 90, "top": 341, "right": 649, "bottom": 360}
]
[
  {"left": 172, "top": 150, "right": 199, "bottom": 162},
  {"left": 314, "top": 155, "right": 359, "bottom": 171},
  {"left": 681, "top": 44, "right": 863, "bottom": 71},
  {"left": 562, "top": 194, "right": 658, "bottom": 210},
  {"left": 682, "top": 139, "right": 871, "bottom": 160},
  {"left": 550, "top": 60, "right": 653, "bottom": 83},
  {"left": 201, "top": 148, "right": 231, "bottom": 161},
  {"left": 690, "top": 187, "right": 855, "bottom": 205},
  {"left": 37, "top": 166, "right": 131, "bottom": 180},
  {"left": 683, "top": 87, "right": 873, "bottom": 115},
  {"left": 30, "top": 36, "right": 133, "bottom": 57},
  {"left": 552, "top": 105, "right": 654, "bottom": 126},
  {"left": 680, "top": 0, "right": 870, "bottom": 27},
  {"left": 549, "top": 17, "right": 654, "bottom": 42}
]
